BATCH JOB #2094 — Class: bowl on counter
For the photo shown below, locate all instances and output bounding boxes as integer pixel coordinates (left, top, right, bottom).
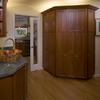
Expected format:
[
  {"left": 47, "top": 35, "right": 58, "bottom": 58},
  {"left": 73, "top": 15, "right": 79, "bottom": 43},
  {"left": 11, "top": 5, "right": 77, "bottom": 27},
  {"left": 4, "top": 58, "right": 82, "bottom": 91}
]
[{"left": 0, "top": 49, "right": 22, "bottom": 63}]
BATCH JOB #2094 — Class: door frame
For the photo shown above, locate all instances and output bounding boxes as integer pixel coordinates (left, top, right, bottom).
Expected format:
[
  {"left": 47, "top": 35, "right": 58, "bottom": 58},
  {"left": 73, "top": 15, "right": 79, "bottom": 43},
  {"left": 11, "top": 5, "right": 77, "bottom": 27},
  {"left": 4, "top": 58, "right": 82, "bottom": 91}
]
[{"left": 30, "top": 16, "right": 42, "bottom": 71}]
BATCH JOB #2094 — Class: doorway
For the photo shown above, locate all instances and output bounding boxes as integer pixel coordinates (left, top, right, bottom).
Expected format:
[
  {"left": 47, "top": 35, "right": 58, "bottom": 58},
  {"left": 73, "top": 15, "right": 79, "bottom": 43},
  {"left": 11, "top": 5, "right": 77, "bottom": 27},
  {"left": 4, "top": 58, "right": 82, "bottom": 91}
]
[
  {"left": 14, "top": 15, "right": 42, "bottom": 71},
  {"left": 30, "top": 17, "right": 42, "bottom": 71}
]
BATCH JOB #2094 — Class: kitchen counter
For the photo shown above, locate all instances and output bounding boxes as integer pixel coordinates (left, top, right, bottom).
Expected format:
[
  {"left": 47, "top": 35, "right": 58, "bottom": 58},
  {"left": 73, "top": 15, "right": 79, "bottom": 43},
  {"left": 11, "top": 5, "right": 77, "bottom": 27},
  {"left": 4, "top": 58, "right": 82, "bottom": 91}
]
[{"left": 0, "top": 56, "right": 27, "bottom": 78}]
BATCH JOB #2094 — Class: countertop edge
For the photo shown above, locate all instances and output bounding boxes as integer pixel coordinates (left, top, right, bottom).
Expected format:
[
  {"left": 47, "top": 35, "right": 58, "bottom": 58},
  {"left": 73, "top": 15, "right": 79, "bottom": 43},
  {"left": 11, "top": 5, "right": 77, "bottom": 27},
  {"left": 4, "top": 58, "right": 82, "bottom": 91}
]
[{"left": 0, "top": 56, "right": 27, "bottom": 78}]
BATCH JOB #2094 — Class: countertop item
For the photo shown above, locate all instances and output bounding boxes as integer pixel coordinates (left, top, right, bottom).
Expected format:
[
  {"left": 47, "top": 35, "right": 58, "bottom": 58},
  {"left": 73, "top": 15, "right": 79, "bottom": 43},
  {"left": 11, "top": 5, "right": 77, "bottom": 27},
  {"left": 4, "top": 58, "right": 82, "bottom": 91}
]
[
  {"left": 15, "top": 38, "right": 30, "bottom": 57},
  {"left": 15, "top": 36, "right": 30, "bottom": 41},
  {"left": 0, "top": 56, "right": 27, "bottom": 78}
]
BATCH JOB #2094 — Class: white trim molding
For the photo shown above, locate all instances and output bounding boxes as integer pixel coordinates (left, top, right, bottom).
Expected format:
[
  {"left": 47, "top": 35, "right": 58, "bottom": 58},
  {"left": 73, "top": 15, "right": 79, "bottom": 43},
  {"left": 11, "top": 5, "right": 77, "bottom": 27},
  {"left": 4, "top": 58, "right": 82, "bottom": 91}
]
[
  {"left": 30, "top": 65, "right": 43, "bottom": 71},
  {"left": 94, "top": 74, "right": 100, "bottom": 77}
]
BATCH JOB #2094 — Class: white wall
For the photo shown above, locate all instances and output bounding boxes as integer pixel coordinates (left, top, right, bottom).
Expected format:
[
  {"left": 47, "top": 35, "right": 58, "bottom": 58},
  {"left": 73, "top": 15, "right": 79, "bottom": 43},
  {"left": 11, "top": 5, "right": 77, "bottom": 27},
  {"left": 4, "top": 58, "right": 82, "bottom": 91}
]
[
  {"left": 0, "top": 3, "right": 40, "bottom": 47},
  {"left": 92, "top": 2, "right": 100, "bottom": 76},
  {"left": 0, "top": 2, "right": 43, "bottom": 70}
]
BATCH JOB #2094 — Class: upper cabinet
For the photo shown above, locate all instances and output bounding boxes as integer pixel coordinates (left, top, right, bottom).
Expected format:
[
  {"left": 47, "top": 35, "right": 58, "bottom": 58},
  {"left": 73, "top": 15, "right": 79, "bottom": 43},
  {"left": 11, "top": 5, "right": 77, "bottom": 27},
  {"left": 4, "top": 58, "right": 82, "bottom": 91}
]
[{"left": 0, "top": 0, "right": 7, "bottom": 37}]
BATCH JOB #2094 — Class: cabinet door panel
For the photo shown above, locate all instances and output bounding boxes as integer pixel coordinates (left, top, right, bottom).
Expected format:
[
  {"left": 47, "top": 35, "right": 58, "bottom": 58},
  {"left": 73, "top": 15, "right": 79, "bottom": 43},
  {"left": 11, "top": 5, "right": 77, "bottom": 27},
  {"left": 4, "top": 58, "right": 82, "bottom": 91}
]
[
  {"left": 87, "top": 9, "right": 95, "bottom": 78},
  {"left": 0, "top": 0, "right": 7, "bottom": 37},
  {"left": 13, "top": 66, "right": 27, "bottom": 100},
  {"left": 0, "top": 9, "right": 3, "bottom": 21},
  {"left": 64, "top": 30, "right": 87, "bottom": 78},
  {"left": 43, "top": 51, "right": 49, "bottom": 70},
  {"left": 0, "top": 23, "right": 3, "bottom": 36},
  {"left": 43, "top": 11, "right": 55, "bottom": 33},
  {"left": 48, "top": 33, "right": 56, "bottom": 53},
  {"left": 43, "top": 51, "right": 55, "bottom": 75},
  {"left": 0, "top": 77, "right": 12, "bottom": 100},
  {"left": 56, "top": 10, "right": 67, "bottom": 32},
  {"left": 48, "top": 53, "right": 56, "bottom": 75},
  {"left": 43, "top": 11, "right": 56, "bottom": 74},
  {"left": 56, "top": 9, "right": 88, "bottom": 78}
]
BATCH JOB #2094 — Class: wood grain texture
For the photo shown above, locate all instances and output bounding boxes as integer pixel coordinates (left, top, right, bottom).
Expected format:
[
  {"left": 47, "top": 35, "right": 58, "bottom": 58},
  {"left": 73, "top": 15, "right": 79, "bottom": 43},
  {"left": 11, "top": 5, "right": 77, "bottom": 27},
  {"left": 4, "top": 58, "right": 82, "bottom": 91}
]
[
  {"left": 0, "top": 77, "right": 12, "bottom": 100},
  {"left": 13, "top": 65, "right": 27, "bottom": 100},
  {"left": 0, "top": 0, "right": 7, "bottom": 37},
  {"left": 42, "top": 5, "right": 98, "bottom": 78},
  {"left": 28, "top": 70, "right": 100, "bottom": 100},
  {"left": 43, "top": 10, "right": 56, "bottom": 75},
  {"left": 0, "top": 65, "right": 27, "bottom": 100}
]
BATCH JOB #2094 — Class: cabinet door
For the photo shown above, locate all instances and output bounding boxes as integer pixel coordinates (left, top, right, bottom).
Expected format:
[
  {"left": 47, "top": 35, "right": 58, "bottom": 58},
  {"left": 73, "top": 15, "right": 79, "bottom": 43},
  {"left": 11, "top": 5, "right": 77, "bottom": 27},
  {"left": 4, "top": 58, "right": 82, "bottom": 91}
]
[
  {"left": 56, "top": 9, "right": 88, "bottom": 78},
  {"left": 0, "top": 9, "right": 3, "bottom": 36},
  {"left": 0, "top": 23, "right": 3, "bottom": 36},
  {"left": 0, "top": 77, "right": 12, "bottom": 100},
  {"left": 0, "top": 0, "right": 7, "bottom": 37},
  {"left": 13, "top": 65, "right": 27, "bottom": 100},
  {"left": 87, "top": 9, "right": 95, "bottom": 78},
  {"left": 0, "top": 9, "right": 3, "bottom": 21},
  {"left": 56, "top": 10, "right": 66, "bottom": 76},
  {"left": 43, "top": 11, "right": 56, "bottom": 75}
]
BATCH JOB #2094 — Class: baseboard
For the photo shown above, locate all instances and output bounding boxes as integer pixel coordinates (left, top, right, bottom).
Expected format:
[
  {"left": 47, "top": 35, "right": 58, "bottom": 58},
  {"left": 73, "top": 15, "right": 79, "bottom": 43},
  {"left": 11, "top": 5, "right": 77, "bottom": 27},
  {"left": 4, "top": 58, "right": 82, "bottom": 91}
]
[
  {"left": 94, "top": 74, "right": 100, "bottom": 77},
  {"left": 30, "top": 66, "right": 43, "bottom": 71}
]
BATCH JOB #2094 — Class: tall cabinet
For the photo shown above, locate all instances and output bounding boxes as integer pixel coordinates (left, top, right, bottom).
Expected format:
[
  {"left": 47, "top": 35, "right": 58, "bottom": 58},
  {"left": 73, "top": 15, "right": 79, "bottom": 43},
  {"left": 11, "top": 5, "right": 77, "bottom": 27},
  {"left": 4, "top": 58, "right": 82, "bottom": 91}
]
[
  {"left": 42, "top": 5, "right": 98, "bottom": 79},
  {"left": 0, "top": 0, "right": 7, "bottom": 37}
]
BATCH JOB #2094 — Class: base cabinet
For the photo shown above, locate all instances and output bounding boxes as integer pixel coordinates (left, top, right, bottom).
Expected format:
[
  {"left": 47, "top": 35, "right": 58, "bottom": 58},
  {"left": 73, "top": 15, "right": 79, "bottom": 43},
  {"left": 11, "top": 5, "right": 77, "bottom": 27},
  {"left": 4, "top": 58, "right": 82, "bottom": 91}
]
[
  {"left": 0, "top": 77, "right": 12, "bottom": 100},
  {"left": 0, "top": 65, "right": 27, "bottom": 100}
]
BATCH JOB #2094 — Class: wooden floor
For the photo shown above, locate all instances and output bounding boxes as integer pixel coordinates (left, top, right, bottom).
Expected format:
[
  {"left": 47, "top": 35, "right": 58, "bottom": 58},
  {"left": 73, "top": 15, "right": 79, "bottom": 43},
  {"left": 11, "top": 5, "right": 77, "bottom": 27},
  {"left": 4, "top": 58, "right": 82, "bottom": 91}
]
[{"left": 27, "top": 70, "right": 100, "bottom": 100}]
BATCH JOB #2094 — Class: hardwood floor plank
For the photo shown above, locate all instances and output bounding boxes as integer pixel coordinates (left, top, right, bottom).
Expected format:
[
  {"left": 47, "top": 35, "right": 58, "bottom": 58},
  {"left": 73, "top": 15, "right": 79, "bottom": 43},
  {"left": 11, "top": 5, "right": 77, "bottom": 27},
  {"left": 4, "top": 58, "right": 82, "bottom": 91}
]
[{"left": 27, "top": 70, "right": 100, "bottom": 100}]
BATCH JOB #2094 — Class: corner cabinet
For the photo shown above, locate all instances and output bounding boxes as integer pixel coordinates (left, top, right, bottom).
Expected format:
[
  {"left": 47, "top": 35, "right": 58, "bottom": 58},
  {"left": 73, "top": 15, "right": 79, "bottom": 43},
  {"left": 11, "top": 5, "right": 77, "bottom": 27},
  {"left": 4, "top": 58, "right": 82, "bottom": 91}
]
[
  {"left": 0, "top": 0, "right": 7, "bottom": 37},
  {"left": 42, "top": 5, "right": 98, "bottom": 79},
  {"left": 0, "top": 65, "right": 27, "bottom": 100}
]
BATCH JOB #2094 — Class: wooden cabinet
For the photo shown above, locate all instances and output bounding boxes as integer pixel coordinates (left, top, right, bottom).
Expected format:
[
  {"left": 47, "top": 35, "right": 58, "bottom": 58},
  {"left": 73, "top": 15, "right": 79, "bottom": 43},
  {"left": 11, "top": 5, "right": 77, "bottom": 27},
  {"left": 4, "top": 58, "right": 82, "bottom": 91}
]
[
  {"left": 0, "top": 77, "right": 12, "bottom": 100},
  {"left": 0, "top": 0, "right": 7, "bottom": 37},
  {"left": 42, "top": 5, "right": 98, "bottom": 79},
  {"left": 15, "top": 39, "right": 30, "bottom": 57},
  {"left": 43, "top": 11, "right": 56, "bottom": 75},
  {"left": 0, "top": 65, "right": 27, "bottom": 100},
  {"left": 13, "top": 65, "right": 27, "bottom": 100}
]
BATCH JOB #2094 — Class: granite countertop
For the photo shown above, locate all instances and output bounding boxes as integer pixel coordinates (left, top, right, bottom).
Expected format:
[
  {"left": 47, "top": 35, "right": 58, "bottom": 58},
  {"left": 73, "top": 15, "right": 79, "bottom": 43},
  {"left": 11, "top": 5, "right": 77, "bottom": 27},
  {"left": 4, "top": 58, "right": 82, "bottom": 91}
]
[{"left": 0, "top": 56, "right": 27, "bottom": 78}]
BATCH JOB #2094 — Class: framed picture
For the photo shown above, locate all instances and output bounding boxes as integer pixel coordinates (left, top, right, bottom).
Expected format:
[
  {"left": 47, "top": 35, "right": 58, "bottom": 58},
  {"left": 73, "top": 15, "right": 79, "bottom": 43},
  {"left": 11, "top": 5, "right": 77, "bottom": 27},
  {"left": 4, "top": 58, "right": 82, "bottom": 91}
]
[
  {"left": 0, "top": 0, "right": 3, "bottom": 7},
  {"left": 96, "top": 18, "right": 100, "bottom": 35},
  {"left": 14, "top": 28, "right": 27, "bottom": 38}
]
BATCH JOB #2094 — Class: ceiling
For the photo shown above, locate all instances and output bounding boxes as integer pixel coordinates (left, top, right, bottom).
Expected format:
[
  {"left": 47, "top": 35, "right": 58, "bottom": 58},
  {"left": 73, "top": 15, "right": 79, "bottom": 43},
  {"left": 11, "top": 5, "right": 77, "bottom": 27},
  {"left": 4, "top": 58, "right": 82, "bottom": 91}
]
[
  {"left": 8, "top": 0, "right": 54, "bottom": 5},
  {"left": 7, "top": 0, "right": 100, "bottom": 12},
  {"left": 8, "top": 0, "right": 100, "bottom": 4}
]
